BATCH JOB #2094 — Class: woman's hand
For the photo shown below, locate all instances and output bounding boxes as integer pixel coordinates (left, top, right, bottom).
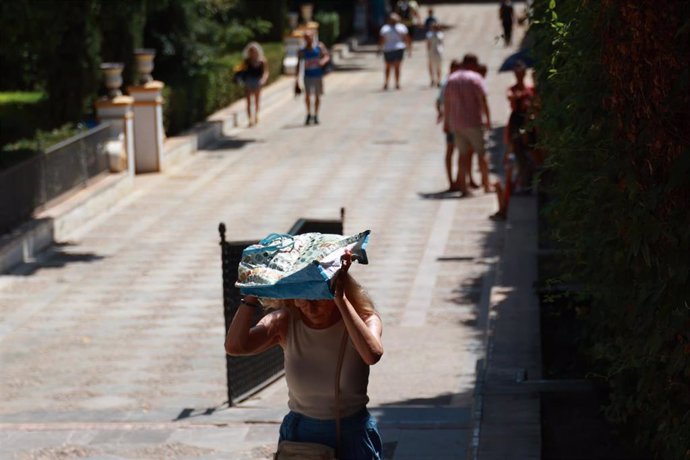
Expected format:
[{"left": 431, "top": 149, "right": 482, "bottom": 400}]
[
  {"left": 341, "top": 250, "right": 353, "bottom": 273},
  {"left": 334, "top": 250, "right": 353, "bottom": 306}
]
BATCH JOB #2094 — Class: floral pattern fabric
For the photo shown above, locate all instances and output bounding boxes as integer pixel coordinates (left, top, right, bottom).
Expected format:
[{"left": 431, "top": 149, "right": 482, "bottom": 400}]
[{"left": 236, "top": 231, "right": 370, "bottom": 299}]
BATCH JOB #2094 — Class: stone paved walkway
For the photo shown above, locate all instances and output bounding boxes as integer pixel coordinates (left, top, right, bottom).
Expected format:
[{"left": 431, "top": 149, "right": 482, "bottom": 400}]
[{"left": 0, "top": 3, "right": 528, "bottom": 459}]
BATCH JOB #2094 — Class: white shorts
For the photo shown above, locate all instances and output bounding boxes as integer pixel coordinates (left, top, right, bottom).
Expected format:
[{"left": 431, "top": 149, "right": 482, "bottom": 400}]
[{"left": 454, "top": 127, "right": 486, "bottom": 156}]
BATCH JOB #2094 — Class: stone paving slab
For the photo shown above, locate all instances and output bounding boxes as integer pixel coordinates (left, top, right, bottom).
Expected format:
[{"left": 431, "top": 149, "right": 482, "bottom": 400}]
[{"left": 0, "top": 3, "right": 533, "bottom": 459}]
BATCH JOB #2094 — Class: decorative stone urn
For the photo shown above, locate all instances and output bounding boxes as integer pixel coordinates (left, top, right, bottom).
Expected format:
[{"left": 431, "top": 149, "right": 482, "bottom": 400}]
[
  {"left": 133, "top": 48, "right": 156, "bottom": 85},
  {"left": 300, "top": 3, "right": 313, "bottom": 23},
  {"left": 288, "top": 12, "right": 299, "bottom": 31},
  {"left": 100, "top": 62, "right": 124, "bottom": 99}
]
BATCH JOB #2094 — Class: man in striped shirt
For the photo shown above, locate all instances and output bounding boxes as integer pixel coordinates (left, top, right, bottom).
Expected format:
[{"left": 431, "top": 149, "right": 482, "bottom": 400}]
[{"left": 443, "top": 54, "right": 492, "bottom": 195}]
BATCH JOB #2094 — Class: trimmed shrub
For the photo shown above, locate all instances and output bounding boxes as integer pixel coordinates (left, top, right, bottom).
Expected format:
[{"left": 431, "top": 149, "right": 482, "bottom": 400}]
[
  {"left": 315, "top": 11, "right": 340, "bottom": 48},
  {"left": 0, "top": 92, "right": 49, "bottom": 147}
]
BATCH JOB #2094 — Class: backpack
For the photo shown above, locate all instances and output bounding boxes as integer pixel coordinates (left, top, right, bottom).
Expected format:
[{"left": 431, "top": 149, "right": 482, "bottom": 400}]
[{"left": 397, "top": 1, "right": 411, "bottom": 20}]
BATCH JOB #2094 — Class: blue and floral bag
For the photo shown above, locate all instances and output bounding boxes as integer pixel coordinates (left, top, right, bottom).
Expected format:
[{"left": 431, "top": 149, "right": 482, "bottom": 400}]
[{"left": 235, "top": 230, "right": 370, "bottom": 299}]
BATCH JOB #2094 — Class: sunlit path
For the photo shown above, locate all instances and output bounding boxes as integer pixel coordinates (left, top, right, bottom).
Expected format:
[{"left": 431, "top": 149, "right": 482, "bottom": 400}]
[{"left": 0, "top": 3, "right": 528, "bottom": 459}]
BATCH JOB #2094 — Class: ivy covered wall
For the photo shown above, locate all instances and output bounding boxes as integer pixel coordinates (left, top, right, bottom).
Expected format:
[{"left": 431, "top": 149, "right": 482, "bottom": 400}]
[{"left": 531, "top": 1, "right": 689, "bottom": 457}]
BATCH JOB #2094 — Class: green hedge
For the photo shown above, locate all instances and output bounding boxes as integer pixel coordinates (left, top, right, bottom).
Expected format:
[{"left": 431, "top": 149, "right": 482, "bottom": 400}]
[
  {"left": 0, "top": 92, "right": 49, "bottom": 147},
  {"left": 315, "top": 11, "right": 340, "bottom": 48},
  {"left": 163, "top": 42, "right": 284, "bottom": 135},
  {"left": 1, "top": 123, "right": 83, "bottom": 169},
  {"left": 531, "top": 1, "right": 690, "bottom": 458}
]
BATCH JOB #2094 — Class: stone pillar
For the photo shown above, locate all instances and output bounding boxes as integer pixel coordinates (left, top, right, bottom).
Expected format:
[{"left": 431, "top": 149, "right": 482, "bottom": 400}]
[
  {"left": 283, "top": 21, "right": 319, "bottom": 76},
  {"left": 95, "top": 96, "right": 135, "bottom": 175},
  {"left": 128, "top": 81, "right": 165, "bottom": 173},
  {"left": 283, "top": 32, "right": 304, "bottom": 75}
]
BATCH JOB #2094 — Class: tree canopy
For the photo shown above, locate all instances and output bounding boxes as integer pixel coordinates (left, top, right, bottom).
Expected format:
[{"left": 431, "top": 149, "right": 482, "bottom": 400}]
[{"left": 0, "top": 0, "right": 283, "bottom": 126}]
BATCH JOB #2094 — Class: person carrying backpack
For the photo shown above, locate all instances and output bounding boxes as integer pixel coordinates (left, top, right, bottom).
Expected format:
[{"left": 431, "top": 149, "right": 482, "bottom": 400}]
[{"left": 295, "top": 31, "right": 331, "bottom": 125}]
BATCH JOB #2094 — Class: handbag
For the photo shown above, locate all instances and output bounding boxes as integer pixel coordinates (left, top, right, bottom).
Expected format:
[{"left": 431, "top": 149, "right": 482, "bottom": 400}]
[
  {"left": 236, "top": 231, "right": 370, "bottom": 300},
  {"left": 232, "top": 61, "right": 248, "bottom": 85},
  {"left": 321, "top": 60, "right": 334, "bottom": 75},
  {"left": 233, "top": 70, "right": 247, "bottom": 85},
  {"left": 275, "top": 331, "right": 349, "bottom": 460}
]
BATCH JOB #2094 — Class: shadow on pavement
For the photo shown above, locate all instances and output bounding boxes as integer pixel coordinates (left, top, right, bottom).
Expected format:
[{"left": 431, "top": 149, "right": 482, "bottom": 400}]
[
  {"left": 437, "top": 256, "right": 476, "bottom": 262},
  {"left": 333, "top": 65, "right": 368, "bottom": 72},
  {"left": 417, "top": 190, "right": 465, "bottom": 199},
  {"left": 442, "top": 226, "right": 502, "bottom": 331},
  {"left": 486, "top": 126, "right": 506, "bottom": 174},
  {"left": 417, "top": 125, "right": 506, "bottom": 199},
  {"left": 174, "top": 402, "right": 229, "bottom": 421},
  {"left": 206, "top": 136, "right": 260, "bottom": 151},
  {"left": 282, "top": 123, "right": 315, "bottom": 130},
  {"left": 371, "top": 388, "right": 474, "bottom": 459},
  {"left": 10, "top": 241, "right": 105, "bottom": 277},
  {"left": 377, "top": 393, "right": 459, "bottom": 407}
]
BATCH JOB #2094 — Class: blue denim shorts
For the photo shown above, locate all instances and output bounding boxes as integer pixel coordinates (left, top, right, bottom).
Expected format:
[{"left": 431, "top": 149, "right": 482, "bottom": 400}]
[
  {"left": 383, "top": 49, "right": 405, "bottom": 63},
  {"left": 279, "top": 409, "right": 382, "bottom": 460},
  {"left": 244, "top": 76, "right": 262, "bottom": 92}
]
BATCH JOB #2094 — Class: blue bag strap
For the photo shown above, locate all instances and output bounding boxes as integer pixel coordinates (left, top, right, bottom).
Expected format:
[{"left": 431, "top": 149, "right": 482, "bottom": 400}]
[
  {"left": 243, "top": 233, "right": 295, "bottom": 254},
  {"left": 259, "top": 233, "right": 292, "bottom": 246}
]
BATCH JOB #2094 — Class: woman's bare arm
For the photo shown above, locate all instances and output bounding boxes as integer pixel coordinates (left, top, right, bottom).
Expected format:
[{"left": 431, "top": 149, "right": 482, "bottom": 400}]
[
  {"left": 333, "top": 255, "right": 384, "bottom": 365},
  {"left": 337, "top": 299, "right": 384, "bottom": 366},
  {"left": 225, "top": 296, "right": 286, "bottom": 356},
  {"left": 261, "top": 58, "right": 269, "bottom": 85}
]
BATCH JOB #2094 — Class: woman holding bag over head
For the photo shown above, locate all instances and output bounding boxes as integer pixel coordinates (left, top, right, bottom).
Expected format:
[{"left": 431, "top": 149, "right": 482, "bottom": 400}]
[{"left": 226, "top": 250, "right": 384, "bottom": 460}]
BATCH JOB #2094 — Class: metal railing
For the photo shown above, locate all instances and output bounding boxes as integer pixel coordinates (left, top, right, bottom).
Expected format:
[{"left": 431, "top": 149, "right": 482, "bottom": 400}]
[
  {"left": 219, "top": 209, "right": 345, "bottom": 405},
  {"left": 0, "top": 123, "right": 110, "bottom": 235}
]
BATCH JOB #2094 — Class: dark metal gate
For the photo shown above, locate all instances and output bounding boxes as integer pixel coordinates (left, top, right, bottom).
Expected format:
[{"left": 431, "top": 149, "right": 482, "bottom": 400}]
[{"left": 219, "top": 208, "right": 345, "bottom": 405}]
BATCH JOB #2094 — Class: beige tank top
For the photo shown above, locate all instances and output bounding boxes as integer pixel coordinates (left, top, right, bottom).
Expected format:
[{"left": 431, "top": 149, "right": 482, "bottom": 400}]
[{"left": 284, "top": 311, "right": 370, "bottom": 420}]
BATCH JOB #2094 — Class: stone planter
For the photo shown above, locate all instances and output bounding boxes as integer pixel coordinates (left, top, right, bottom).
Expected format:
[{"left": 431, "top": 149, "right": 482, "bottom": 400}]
[
  {"left": 300, "top": 3, "right": 313, "bottom": 22},
  {"left": 100, "top": 63, "right": 124, "bottom": 99},
  {"left": 288, "top": 12, "right": 299, "bottom": 31},
  {"left": 134, "top": 49, "right": 156, "bottom": 85}
]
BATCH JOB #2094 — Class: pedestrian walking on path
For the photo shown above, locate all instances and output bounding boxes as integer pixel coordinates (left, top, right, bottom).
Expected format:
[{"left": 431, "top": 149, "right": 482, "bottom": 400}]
[
  {"left": 241, "top": 42, "right": 269, "bottom": 127},
  {"left": 394, "top": 0, "right": 421, "bottom": 39},
  {"left": 506, "top": 60, "right": 536, "bottom": 192},
  {"left": 499, "top": 0, "right": 515, "bottom": 46},
  {"left": 443, "top": 54, "right": 492, "bottom": 195},
  {"left": 424, "top": 6, "right": 438, "bottom": 32},
  {"left": 426, "top": 22, "right": 444, "bottom": 87},
  {"left": 463, "top": 63, "right": 488, "bottom": 189},
  {"left": 296, "top": 31, "right": 330, "bottom": 125},
  {"left": 437, "top": 59, "right": 462, "bottom": 191},
  {"left": 226, "top": 251, "right": 384, "bottom": 460},
  {"left": 378, "top": 13, "right": 411, "bottom": 90}
]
